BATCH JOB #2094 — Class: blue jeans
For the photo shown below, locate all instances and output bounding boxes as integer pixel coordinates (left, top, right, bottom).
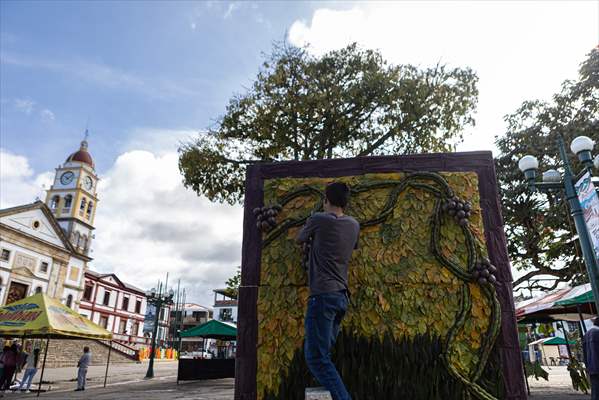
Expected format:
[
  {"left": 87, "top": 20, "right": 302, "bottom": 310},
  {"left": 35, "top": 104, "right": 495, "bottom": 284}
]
[
  {"left": 19, "top": 368, "right": 37, "bottom": 390},
  {"left": 304, "top": 291, "right": 351, "bottom": 400}
]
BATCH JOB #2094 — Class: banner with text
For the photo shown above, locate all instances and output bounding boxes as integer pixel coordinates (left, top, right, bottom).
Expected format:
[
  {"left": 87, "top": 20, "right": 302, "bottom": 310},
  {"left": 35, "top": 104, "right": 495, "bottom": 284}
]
[{"left": 575, "top": 172, "right": 599, "bottom": 263}]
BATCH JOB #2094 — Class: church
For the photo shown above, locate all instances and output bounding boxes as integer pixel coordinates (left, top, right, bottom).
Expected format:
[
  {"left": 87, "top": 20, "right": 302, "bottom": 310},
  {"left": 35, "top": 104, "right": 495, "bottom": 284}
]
[{"left": 0, "top": 137, "right": 99, "bottom": 309}]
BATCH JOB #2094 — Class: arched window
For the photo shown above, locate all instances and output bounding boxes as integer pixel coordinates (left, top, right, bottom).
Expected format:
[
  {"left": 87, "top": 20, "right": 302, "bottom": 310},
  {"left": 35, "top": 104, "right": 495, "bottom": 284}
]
[
  {"left": 86, "top": 201, "right": 94, "bottom": 218},
  {"left": 50, "top": 195, "right": 60, "bottom": 210},
  {"left": 64, "top": 195, "right": 73, "bottom": 210},
  {"left": 81, "top": 235, "right": 88, "bottom": 250},
  {"left": 74, "top": 232, "right": 81, "bottom": 248},
  {"left": 79, "top": 198, "right": 87, "bottom": 215},
  {"left": 66, "top": 294, "right": 73, "bottom": 308},
  {"left": 35, "top": 286, "right": 42, "bottom": 294}
]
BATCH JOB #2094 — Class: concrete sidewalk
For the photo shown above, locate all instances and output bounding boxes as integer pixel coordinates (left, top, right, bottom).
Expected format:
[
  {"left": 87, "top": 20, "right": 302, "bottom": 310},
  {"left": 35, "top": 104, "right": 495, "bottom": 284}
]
[
  {"left": 18, "top": 360, "right": 178, "bottom": 393},
  {"left": 528, "top": 366, "right": 590, "bottom": 399}
]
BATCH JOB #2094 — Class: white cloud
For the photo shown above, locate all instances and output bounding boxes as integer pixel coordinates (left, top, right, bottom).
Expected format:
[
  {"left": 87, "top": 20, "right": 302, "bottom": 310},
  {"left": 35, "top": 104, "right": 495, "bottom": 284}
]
[
  {"left": 224, "top": 2, "right": 240, "bottom": 19},
  {"left": 0, "top": 149, "right": 53, "bottom": 208},
  {"left": 14, "top": 99, "right": 35, "bottom": 114},
  {"left": 92, "top": 149, "right": 243, "bottom": 306},
  {"left": 40, "top": 109, "right": 55, "bottom": 122},
  {"left": 1, "top": 136, "right": 243, "bottom": 306},
  {"left": 288, "top": 1, "right": 598, "bottom": 154},
  {"left": 122, "top": 127, "right": 199, "bottom": 155}
]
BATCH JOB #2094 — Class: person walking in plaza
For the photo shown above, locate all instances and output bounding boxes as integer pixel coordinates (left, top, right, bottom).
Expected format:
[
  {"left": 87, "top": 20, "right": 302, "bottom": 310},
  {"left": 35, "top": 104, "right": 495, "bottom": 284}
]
[
  {"left": 75, "top": 346, "right": 91, "bottom": 391},
  {"left": 18, "top": 348, "right": 40, "bottom": 393},
  {"left": 584, "top": 317, "right": 599, "bottom": 400},
  {"left": 296, "top": 182, "right": 360, "bottom": 400},
  {"left": 0, "top": 343, "right": 18, "bottom": 392}
]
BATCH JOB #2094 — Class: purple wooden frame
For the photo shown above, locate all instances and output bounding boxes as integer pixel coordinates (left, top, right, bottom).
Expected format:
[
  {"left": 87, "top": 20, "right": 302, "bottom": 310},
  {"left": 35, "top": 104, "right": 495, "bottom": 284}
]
[{"left": 235, "top": 151, "right": 527, "bottom": 400}]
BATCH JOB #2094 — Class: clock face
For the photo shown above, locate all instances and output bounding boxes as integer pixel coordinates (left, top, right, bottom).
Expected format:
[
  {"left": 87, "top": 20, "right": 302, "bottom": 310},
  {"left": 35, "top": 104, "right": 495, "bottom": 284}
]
[
  {"left": 84, "top": 176, "right": 93, "bottom": 191},
  {"left": 60, "top": 171, "right": 75, "bottom": 185}
]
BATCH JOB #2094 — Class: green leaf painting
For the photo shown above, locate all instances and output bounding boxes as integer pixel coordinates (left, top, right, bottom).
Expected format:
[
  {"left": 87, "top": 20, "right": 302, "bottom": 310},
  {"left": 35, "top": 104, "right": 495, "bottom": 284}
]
[{"left": 257, "top": 172, "right": 502, "bottom": 400}]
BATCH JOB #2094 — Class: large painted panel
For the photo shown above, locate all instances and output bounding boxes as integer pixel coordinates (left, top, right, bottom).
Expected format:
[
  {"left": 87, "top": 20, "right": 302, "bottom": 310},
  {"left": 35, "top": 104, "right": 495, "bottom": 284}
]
[{"left": 236, "top": 152, "right": 526, "bottom": 400}]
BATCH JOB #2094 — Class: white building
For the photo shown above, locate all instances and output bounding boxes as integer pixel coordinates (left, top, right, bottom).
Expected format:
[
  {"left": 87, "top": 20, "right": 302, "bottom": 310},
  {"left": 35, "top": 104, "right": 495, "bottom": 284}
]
[
  {"left": 0, "top": 137, "right": 98, "bottom": 309},
  {"left": 0, "top": 202, "right": 87, "bottom": 307},
  {"left": 213, "top": 289, "right": 238, "bottom": 323}
]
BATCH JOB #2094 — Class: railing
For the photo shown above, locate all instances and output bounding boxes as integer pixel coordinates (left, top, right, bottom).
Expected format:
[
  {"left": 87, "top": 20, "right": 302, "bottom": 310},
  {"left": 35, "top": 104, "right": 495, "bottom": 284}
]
[{"left": 98, "top": 339, "right": 139, "bottom": 360}]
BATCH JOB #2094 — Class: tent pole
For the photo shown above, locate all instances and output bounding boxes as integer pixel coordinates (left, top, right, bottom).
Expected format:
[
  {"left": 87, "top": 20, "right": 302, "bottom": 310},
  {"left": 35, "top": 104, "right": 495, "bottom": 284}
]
[
  {"left": 37, "top": 337, "right": 49, "bottom": 398},
  {"left": 577, "top": 305, "right": 588, "bottom": 334},
  {"left": 559, "top": 321, "right": 574, "bottom": 360},
  {"left": 104, "top": 340, "right": 112, "bottom": 387}
]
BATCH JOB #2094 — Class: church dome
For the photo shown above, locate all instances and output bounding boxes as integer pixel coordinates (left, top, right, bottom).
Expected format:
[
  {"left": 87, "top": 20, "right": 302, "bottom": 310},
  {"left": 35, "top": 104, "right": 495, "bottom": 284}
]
[{"left": 66, "top": 139, "right": 94, "bottom": 168}]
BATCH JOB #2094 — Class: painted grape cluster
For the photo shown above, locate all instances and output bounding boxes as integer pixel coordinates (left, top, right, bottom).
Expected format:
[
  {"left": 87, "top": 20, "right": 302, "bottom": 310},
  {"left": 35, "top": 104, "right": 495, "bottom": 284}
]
[
  {"left": 253, "top": 204, "right": 282, "bottom": 232},
  {"left": 472, "top": 258, "right": 498, "bottom": 285},
  {"left": 443, "top": 196, "right": 473, "bottom": 226}
]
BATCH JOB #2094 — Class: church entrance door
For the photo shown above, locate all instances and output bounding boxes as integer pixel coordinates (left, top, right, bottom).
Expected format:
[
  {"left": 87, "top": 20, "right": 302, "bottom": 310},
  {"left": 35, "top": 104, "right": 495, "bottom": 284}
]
[{"left": 6, "top": 281, "right": 28, "bottom": 304}]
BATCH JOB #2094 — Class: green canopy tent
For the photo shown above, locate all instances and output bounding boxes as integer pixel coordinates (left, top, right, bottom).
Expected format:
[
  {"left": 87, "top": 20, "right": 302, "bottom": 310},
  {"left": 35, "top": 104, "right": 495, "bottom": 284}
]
[
  {"left": 542, "top": 336, "right": 576, "bottom": 346},
  {"left": 177, "top": 320, "right": 237, "bottom": 382},
  {"left": 555, "top": 291, "right": 595, "bottom": 308},
  {"left": 180, "top": 319, "right": 237, "bottom": 340}
]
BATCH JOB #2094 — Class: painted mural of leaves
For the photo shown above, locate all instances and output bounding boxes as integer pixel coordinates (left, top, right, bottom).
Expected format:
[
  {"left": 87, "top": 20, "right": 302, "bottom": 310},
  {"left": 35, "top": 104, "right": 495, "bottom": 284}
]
[{"left": 256, "top": 172, "right": 502, "bottom": 400}]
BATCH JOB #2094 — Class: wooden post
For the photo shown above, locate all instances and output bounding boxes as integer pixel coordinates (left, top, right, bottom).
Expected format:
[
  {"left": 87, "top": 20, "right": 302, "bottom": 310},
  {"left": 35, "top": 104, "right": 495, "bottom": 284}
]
[
  {"left": 104, "top": 340, "right": 112, "bottom": 387},
  {"left": 36, "top": 338, "right": 49, "bottom": 398}
]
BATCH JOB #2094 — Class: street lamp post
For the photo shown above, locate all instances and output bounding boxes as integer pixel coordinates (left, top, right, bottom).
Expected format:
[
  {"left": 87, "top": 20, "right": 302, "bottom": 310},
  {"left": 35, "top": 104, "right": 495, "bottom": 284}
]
[
  {"left": 145, "top": 284, "right": 174, "bottom": 379},
  {"left": 518, "top": 134, "right": 599, "bottom": 311}
]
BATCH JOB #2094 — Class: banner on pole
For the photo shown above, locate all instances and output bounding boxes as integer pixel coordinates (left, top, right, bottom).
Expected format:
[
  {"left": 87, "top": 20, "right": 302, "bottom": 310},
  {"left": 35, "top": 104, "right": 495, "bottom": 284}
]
[{"left": 575, "top": 172, "right": 599, "bottom": 262}]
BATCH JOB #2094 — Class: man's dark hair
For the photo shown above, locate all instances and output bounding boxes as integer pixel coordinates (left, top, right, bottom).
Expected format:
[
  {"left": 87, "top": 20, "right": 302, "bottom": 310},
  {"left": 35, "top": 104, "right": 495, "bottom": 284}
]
[
  {"left": 594, "top": 317, "right": 599, "bottom": 326},
  {"left": 83, "top": 346, "right": 90, "bottom": 353},
  {"left": 325, "top": 182, "right": 350, "bottom": 208}
]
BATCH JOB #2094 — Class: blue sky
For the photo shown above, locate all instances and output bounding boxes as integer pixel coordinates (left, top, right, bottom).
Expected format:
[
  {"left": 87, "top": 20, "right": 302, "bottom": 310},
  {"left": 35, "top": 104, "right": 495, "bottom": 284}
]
[
  {"left": 1, "top": 1, "right": 318, "bottom": 172},
  {"left": 1, "top": 1, "right": 597, "bottom": 304}
]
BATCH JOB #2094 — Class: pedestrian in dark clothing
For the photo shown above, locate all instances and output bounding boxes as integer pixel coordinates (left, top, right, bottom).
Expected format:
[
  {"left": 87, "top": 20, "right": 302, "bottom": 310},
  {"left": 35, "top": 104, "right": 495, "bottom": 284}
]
[
  {"left": 297, "top": 182, "right": 360, "bottom": 400},
  {"left": 584, "top": 317, "right": 599, "bottom": 400},
  {"left": 0, "top": 344, "right": 18, "bottom": 392}
]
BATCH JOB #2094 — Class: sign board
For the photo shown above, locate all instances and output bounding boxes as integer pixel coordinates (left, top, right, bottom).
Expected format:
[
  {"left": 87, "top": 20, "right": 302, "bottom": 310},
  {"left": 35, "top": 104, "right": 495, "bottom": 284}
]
[{"left": 575, "top": 172, "right": 599, "bottom": 262}]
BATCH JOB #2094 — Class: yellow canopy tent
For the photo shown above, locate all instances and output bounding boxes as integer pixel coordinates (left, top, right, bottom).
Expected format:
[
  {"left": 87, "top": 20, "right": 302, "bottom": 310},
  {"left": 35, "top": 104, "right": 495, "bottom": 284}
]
[{"left": 0, "top": 293, "right": 113, "bottom": 396}]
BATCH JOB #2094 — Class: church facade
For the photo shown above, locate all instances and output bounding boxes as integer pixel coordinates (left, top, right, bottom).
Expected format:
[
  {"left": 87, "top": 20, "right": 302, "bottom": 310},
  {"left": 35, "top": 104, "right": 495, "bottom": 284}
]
[{"left": 0, "top": 138, "right": 98, "bottom": 310}]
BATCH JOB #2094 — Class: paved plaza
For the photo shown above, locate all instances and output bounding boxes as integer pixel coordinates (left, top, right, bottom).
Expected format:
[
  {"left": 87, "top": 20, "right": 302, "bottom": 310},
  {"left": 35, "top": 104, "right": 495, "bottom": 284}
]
[{"left": 0, "top": 362, "right": 589, "bottom": 399}]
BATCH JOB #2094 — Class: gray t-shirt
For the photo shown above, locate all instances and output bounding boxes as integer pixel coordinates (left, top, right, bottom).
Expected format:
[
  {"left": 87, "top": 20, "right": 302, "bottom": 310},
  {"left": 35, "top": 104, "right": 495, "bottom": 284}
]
[
  {"left": 297, "top": 212, "right": 360, "bottom": 295},
  {"left": 78, "top": 352, "right": 91, "bottom": 369}
]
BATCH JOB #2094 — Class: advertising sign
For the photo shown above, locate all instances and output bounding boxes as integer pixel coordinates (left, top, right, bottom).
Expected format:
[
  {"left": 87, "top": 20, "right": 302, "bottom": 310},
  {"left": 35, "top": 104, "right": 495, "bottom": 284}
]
[
  {"left": 143, "top": 304, "right": 156, "bottom": 333},
  {"left": 575, "top": 172, "right": 599, "bottom": 262}
]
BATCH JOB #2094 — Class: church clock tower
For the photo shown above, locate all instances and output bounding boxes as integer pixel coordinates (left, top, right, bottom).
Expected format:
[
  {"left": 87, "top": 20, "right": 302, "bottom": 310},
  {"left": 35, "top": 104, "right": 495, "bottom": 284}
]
[{"left": 45, "top": 133, "right": 98, "bottom": 256}]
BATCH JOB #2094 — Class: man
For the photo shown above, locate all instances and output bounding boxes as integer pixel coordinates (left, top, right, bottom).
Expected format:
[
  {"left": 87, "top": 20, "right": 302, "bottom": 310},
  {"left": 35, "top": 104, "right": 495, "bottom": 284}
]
[
  {"left": 296, "top": 182, "right": 360, "bottom": 400},
  {"left": 75, "top": 346, "right": 91, "bottom": 391},
  {"left": 584, "top": 317, "right": 599, "bottom": 400}
]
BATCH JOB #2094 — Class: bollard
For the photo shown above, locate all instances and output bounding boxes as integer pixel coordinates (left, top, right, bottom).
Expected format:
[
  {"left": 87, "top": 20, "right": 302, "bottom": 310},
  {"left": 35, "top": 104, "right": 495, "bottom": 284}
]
[{"left": 305, "top": 387, "right": 332, "bottom": 400}]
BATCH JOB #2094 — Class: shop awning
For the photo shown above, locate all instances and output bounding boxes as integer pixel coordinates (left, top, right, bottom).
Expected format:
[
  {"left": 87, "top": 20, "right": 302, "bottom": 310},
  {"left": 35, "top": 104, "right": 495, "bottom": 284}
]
[
  {"left": 515, "top": 283, "right": 596, "bottom": 323},
  {"left": 180, "top": 319, "right": 237, "bottom": 340},
  {"left": 555, "top": 285, "right": 594, "bottom": 307},
  {"left": 0, "top": 293, "right": 112, "bottom": 339}
]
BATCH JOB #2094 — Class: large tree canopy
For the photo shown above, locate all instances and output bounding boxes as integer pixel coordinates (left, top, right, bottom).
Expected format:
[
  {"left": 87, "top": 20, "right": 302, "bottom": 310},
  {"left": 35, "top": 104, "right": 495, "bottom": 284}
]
[
  {"left": 179, "top": 42, "right": 478, "bottom": 204},
  {"left": 495, "top": 48, "right": 599, "bottom": 291}
]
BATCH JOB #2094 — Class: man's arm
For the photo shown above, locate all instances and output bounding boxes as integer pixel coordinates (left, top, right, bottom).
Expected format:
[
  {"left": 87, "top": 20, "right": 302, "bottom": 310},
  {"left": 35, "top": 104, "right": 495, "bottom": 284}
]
[{"left": 296, "top": 215, "right": 317, "bottom": 244}]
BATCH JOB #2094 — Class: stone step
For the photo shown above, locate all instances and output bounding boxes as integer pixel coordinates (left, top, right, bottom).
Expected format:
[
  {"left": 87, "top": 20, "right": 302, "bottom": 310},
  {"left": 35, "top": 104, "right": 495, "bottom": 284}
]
[{"left": 305, "top": 387, "right": 332, "bottom": 400}]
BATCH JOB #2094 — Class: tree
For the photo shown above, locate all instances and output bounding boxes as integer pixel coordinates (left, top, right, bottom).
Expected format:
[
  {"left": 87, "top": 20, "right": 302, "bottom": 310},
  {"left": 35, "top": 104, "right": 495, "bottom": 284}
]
[
  {"left": 224, "top": 268, "right": 241, "bottom": 299},
  {"left": 495, "top": 48, "right": 599, "bottom": 292},
  {"left": 179, "top": 42, "right": 478, "bottom": 204}
]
